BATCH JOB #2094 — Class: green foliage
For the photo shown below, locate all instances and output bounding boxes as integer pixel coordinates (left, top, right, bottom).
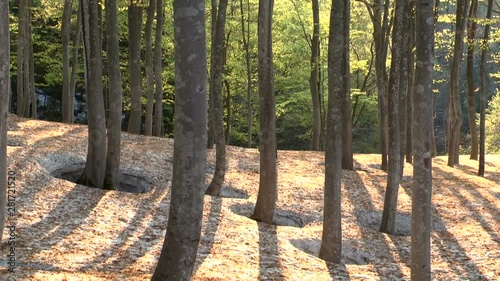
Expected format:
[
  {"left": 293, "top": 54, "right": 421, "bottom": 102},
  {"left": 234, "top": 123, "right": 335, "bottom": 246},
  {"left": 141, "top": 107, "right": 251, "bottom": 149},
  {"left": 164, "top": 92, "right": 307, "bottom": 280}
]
[{"left": 486, "top": 91, "right": 500, "bottom": 153}]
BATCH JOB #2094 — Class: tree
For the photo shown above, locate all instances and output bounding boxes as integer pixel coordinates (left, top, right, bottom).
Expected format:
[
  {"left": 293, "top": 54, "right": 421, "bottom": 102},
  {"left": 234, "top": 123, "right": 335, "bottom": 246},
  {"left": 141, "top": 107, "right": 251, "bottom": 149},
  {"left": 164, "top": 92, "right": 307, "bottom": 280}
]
[
  {"left": 77, "top": 0, "right": 107, "bottom": 189},
  {"left": 144, "top": 0, "right": 157, "bottom": 136},
  {"left": 16, "top": 0, "right": 31, "bottom": 117},
  {"left": 61, "top": 0, "right": 73, "bottom": 123},
  {"left": 153, "top": 0, "right": 164, "bottom": 137},
  {"left": 466, "top": 0, "right": 479, "bottom": 160},
  {"left": 251, "top": 0, "right": 276, "bottom": 224},
  {"left": 103, "top": 0, "right": 122, "bottom": 189},
  {"left": 69, "top": 2, "right": 82, "bottom": 122},
  {"left": 478, "top": 0, "right": 493, "bottom": 176},
  {"left": 405, "top": 2, "right": 415, "bottom": 164},
  {"left": 447, "top": 0, "right": 469, "bottom": 167},
  {"left": 411, "top": 0, "right": 434, "bottom": 278},
  {"left": 341, "top": 0, "right": 353, "bottom": 169},
  {"left": 207, "top": 0, "right": 218, "bottom": 149},
  {"left": 150, "top": 0, "right": 207, "bottom": 278},
  {"left": 310, "top": 0, "right": 321, "bottom": 151},
  {"left": 205, "top": 0, "right": 229, "bottom": 196},
  {"left": 319, "top": 0, "right": 348, "bottom": 264},
  {"left": 239, "top": 0, "right": 252, "bottom": 148},
  {"left": 127, "top": 0, "right": 143, "bottom": 134},
  {"left": 380, "top": 0, "right": 407, "bottom": 235},
  {"left": 0, "top": 0, "right": 9, "bottom": 242}
]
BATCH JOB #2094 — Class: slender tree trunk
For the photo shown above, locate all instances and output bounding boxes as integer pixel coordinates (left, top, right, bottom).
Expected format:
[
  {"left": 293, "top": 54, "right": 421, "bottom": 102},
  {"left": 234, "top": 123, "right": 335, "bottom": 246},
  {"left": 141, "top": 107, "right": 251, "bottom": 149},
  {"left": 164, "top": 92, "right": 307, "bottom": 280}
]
[
  {"left": 447, "top": 0, "right": 469, "bottom": 167},
  {"left": 16, "top": 0, "right": 27, "bottom": 117},
  {"left": 153, "top": 0, "right": 164, "bottom": 137},
  {"left": 62, "top": 0, "right": 73, "bottom": 122},
  {"left": 341, "top": 0, "right": 353, "bottom": 170},
  {"left": 406, "top": 2, "right": 415, "bottom": 164},
  {"left": 239, "top": 0, "right": 252, "bottom": 148},
  {"left": 466, "top": 0, "right": 478, "bottom": 160},
  {"left": 28, "top": 16, "right": 35, "bottom": 118},
  {"left": 224, "top": 79, "right": 231, "bottom": 144},
  {"left": 151, "top": 0, "right": 207, "bottom": 278},
  {"left": 69, "top": 2, "right": 82, "bottom": 122},
  {"left": 411, "top": 0, "right": 434, "bottom": 279},
  {"left": 251, "top": 0, "right": 277, "bottom": 224},
  {"left": 399, "top": 1, "right": 410, "bottom": 172},
  {"left": 478, "top": 0, "right": 493, "bottom": 176},
  {"left": 103, "top": 0, "right": 122, "bottom": 190},
  {"left": 207, "top": 0, "right": 218, "bottom": 149},
  {"left": 78, "top": 0, "right": 107, "bottom": 189},
  {"left": 127, "top": 2, "right": 143, "bottom": 134},
  {"left": 310, "top": 0, "right": 321, "bottom": 151},
  {"left": 205, "top": 0, "right": 229, "bottom": 197},
  {"left": 144, "top": 0, "right": 156, "bottom": 136},
  {"left": 380, "top": 0, "right": 406, "bottom": 235},
  {"left": 319, "top": 0, "right": 348, "bottom": 264},
  {"left": 0, "top": 0, "right": 10, "bottom": 242}
]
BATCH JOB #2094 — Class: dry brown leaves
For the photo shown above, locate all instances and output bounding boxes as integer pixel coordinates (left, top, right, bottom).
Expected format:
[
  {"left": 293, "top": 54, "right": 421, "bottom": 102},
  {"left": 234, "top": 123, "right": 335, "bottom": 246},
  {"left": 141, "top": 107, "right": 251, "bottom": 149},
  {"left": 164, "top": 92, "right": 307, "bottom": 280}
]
[{"left": 0, "top": 114, "right": 499, "bottom": 280}]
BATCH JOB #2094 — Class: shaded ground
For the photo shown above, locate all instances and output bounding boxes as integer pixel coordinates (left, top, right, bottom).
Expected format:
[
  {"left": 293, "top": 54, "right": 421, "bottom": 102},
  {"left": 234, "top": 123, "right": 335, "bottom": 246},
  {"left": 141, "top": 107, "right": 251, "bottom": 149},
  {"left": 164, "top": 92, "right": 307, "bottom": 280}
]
[{"left": 0, "top": 114, "right": 499, "bottom": 280}]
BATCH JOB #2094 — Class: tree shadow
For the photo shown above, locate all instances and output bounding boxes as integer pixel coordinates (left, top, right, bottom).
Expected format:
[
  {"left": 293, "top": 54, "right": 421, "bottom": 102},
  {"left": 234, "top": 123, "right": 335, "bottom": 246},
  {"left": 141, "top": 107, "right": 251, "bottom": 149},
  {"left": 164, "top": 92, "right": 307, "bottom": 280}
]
[
  {"left": 433, "top": 157, "right": 500, "bottom": 184},
  {"left": 257, "top": 222, "right": 284, "bottom": 280},
  {"left": 193, "top": 195, "right": 223, "bottom": 274}
]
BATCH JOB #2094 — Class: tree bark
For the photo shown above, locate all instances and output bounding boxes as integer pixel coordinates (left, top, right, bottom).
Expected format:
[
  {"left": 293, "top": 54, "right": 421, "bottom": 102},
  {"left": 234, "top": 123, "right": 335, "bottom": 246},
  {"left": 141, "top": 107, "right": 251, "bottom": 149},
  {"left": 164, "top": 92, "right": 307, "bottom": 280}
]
[
  {"left": 342, "top": 0, "right": 353, "bottom": 170},
  {"left": 251, "top": 0, "right": 277, "bottom": 224},
  {"left": 310, "top": 0, "right": 321, "bottom": 151},
  {"left": 207, "top": 0, "right": 218, "bottom": 149},
  {"left": 144, "top": 0, "right": 157, "bottom": 136},
  {"left": 0, "top": 0, "right": 10, "bottom": 242},
  {"left": 16, "top": 0, "right": 28, "bottom": 117},
  {"left": 466, "top": 0, "right": 478, "bottom": 160},
  {"left": 127, "top": 2, "right": 143, "bottom": 134},
  {"left": 151, "top": 0, "right": 207, "bottom": 279},
  {"left": 103, "top": 0, "right": 122, "bottom": 190},
  {"left": 406, "top": 2, "right": 415, "bottom": 164},
  {"left": 380, "top": 0, "right": 407, "bottom": 235},
  {"left": 153, "top": 0, "right": 164, "bottom": 137},
  {"left": 239, "top": 0, "right": 252, "bottom": 148},
  {"left": 447, "top": 0, "right": 469, "bottom": 167},
  {"left": 61, "top": 0, "right": 73, "bottom": 123},
  {"left": 411, "top": 0, "right": 434, "bottom": 278},
  {"left": 319, "top": 0, "right": 348, "bottom": 264},
  {"left": 78, "top": 0, "right": 107, "bottom": 189},
  {"left": 478, "top": 0, "right": 493, "bottom": 177},
  {"left": 69, "top": 2, "right": 82, "bottom": 122},
  {"left": 205, "top": 0, "right": 229, "bottom": 197}
]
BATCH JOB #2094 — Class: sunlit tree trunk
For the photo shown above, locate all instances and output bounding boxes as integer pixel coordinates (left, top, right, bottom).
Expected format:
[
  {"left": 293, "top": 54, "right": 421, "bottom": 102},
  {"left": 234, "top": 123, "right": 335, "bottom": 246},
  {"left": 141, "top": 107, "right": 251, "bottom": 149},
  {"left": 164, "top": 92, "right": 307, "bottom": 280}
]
[
  {"left": 153, "top": 0, "right": 164, "bottom": 137},
  {"left": 411, "top": 0, "right": 434, "bottom": 278},
  {"left": 78, "top": 0, "right": 107, "bottom": 189},
  {"left": 0, "top": 0, "right": 10, "bottom": 242},
  {"left": 151, "top": 0, "right": 207, "bottom": 278},
  {"left": 310, "top": 0, "right": 321, "bottom": 151},
  {"left": 239, "top": 0, "right": 252, "bottom": 148},
  {"left": 205, "top": 0, "right": 229, "bottom": 196},
  {"left": 380, "top": 0, "right": 407, "bottom": 235},
  {"left": 447, "top": 0, "right": 469, "bottom": 167},
  {"left": 466, "top": 0, "right": 478, "bottom": 160},
  {"left": 478, "top": 0, "right": 493, "bottom": 177},
  {"left": 319, "top": 0, "right": 348, "bottom": 264},
  {"left": 103, "top": 0, "right": 122, "bottom": 189},
  {"left": 144, "top": 0, "right": 156, "bottom": 136},
  {"left": 127, "top": 1, "right": 143, "bottom": 134},
  {"left": 251, "top": 0, "right": 277, "bottom": 224}
]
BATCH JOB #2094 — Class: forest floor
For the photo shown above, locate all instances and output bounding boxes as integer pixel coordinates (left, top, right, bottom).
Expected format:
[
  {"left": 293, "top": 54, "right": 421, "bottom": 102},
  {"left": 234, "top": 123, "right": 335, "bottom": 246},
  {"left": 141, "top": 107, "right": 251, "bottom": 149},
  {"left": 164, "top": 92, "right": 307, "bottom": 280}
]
[{"left": 0, "top": 114, "right": 499, "bottom": 280}]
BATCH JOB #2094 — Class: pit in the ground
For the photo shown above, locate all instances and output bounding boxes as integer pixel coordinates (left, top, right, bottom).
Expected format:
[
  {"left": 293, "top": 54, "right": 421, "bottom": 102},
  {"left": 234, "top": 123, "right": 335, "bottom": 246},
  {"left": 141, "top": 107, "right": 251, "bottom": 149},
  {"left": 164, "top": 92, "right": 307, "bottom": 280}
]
[
  {"left": 230, "top": 203, "right": 305, "bottom": 227},
  {"left": 51, "top": 163, "right": 152, "bottom": 194}
]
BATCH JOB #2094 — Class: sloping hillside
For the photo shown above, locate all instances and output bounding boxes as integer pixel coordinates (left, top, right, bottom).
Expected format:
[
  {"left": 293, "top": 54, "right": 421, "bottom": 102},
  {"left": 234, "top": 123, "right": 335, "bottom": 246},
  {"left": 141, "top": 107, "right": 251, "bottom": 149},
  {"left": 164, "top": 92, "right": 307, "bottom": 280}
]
[{"left": 1, "top": 114, "right": 499, "bottom": 280}]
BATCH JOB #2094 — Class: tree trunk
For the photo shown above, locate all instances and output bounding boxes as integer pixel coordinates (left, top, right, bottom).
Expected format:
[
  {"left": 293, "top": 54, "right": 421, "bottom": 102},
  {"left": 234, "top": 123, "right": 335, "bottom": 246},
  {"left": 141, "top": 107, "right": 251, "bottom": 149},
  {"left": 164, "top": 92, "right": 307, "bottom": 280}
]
[
  {"left": 478, "top": 0, "right": 493, "bottom": 177},
  {"left": 61, "top": 0, "right": 73, "bottom": 123},
  {"left": 224, "top": 79, "right": 231, "bottom": 144},
  {"left": 380, "top": 0, "right": 406, "bottom": 235},
  {"left": 239, "top": 0, "right": 252, "bottom": 148},
  {"left": 447, "top": 0, "right": 469, "bottom": 167},
  {"left": 151, "top": 0, "right": 207, "bottom": 278},
  {"left": 0, "top": 0, "right": 10, "bottom": 242},
  {"left": 251, "top": 0, "right": 277, "bottom": 224},
  {"left": 153, "top": 0, "right": 164, "bottom": 137},
  {"left": 466, "top": 0, "right": 478, "bottom": 160},
  {"left": 411, "top": 0, "right": 434, "bottom": 278},
  {"left": 341, "top": 0, "right": 353, "bottom": 170},
  {"left": 319, "top": 0, "right": 348, "bottom": 264},
  {"left": 103, "top": 0, "right": 122, "bottom": 190},
  {"left": 205, "top": 0, "right": 229, "bottom": 197},
  {"left": 16, "top": 0, "right": 28, "bottom": 117},
  {"left": 310, "top": 0, "right": 321, "bottom": 151},
  {"left": 28, "top": 16, "right": 35, "bottom": 118},
  {"left": 69, "top": 2, "right": 82, "bottom": 122},
  {"left": 127, "top": 3, "right": 143, "bottom": 134},
  {"left": 405, "top": 3, "right": 415, "bottom": 164},
  {"left": 207, "top": 0, "right": 218, "bottom": 149},
  {"left": 398, "top": 1, "right": 410, "bottom": 173},
  {"left": 144, "top": 0, "right": 157, "bottom": 136},
  {"left": 78, "top": 0, "right": 107, "bottom": 189}
]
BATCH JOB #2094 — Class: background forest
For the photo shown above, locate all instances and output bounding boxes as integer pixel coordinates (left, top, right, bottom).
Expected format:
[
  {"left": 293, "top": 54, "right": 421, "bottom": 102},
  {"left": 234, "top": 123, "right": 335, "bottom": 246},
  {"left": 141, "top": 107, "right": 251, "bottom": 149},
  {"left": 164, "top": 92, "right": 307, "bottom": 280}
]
[{"left": 7, "top": 0, "right": 500, "bottom": 155}]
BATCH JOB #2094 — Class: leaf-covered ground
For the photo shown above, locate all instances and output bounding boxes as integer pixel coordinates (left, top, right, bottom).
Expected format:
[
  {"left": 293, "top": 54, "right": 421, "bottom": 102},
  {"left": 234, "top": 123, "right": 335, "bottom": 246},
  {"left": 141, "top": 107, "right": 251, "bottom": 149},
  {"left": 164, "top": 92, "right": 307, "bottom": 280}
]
[{"left": 0, "top": 114, "right": 499, "bottom": 280}]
